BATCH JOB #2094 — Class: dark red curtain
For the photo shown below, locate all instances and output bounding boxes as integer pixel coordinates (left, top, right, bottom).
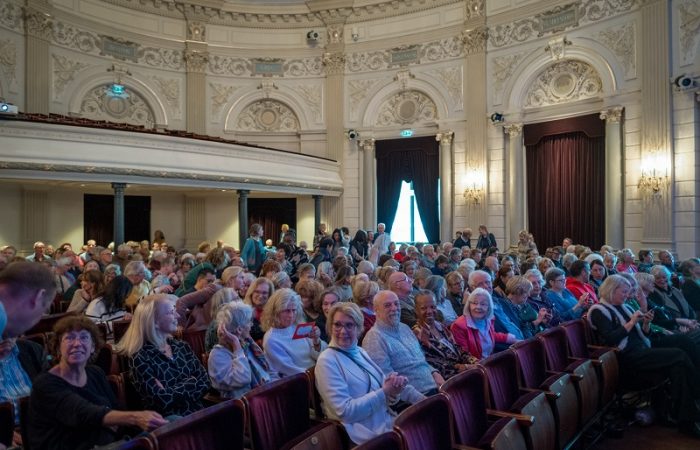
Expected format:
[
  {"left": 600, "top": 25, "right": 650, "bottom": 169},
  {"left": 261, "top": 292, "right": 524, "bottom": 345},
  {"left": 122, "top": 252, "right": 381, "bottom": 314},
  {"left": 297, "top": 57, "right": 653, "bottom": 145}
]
[
  {"left": 376, "top": 136, "right": 440, "bottom": 243},
  {"left": 248, "top": 198, "right": 296, "bottom": 244},
  {"left": 525, "top": 115, "right": 605, "bottom": 251}
]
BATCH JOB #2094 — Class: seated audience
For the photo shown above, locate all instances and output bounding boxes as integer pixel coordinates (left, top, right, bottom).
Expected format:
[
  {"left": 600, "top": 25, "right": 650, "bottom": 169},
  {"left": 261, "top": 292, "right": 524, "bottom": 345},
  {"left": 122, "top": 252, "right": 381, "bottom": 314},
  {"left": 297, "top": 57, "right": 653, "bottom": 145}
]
[
  {"left": 333, "top": 266, "right": 355, "bottom": 301},
  {"left": 445, "top": 271, "right": 466, "bottom": 316},
  {"left": 588, "top": 259, "right": 608, "bottom": 294},
  {"left": 208, "top": 302, "right": 277, "bottom": 399},
  {"left": 30, "top": 315, "right": 167, "bottom": 450},
  {"left": 424, "top": 275, "right": 458, "bottom": 326},
  {"left": 544, "top": 267, "right": 591, "bottom": 320},
  {"left": 566, "top": 260, "right": 599, "bottom": 304},
  {"left": 315, "top": 302, "right": 411, "bottom": 445},
  {"left": 648, "top": 265, "right": 699, "bottom": 338},
  {"left": 243, "top": 277, "right": 274, "bottom": 343},
  {"left": 387, "top": 271, "right": 418, "bottom": 327},
  {"left": 116, "top": 294, "right": 210, "bottom": 417},
  {"left": 500, "top": 276, "right": 549, "bottom": 339},
  {"left": 362, "top": 290, "right": 442, "bottom": 399},
  {"left": 353, "top": 279, "right": 379, "bottom": 339},
  {"left": 588, "top": 275, "right": 700, "bottom": 437},
  {"left": 262, "top": 288, "right": 326, "bottom": 377},
  {"left": 295, "top": 279, "right": 327, "bottom": 341},
  {"left": 638, "top": 249, "right": 654, "bottom": 273},
  {"left": 524, "top": 269, "right": 561, "bottom": 327},
  {"left": 680, "top": 258, "right": 700, "bottom": 315},
  {"left": 67, "top": 270, "right": 105, "bottom": 314},
  {"left": 124, "top": 261, "right": 151, "bottom": 310},
  {"left": 616, "top": 248, "right": 638, "bottom": 274},
  {"left": 413, "top": 290, "right": 477, "bottom": 380},
  {"left": 85, "top": 275, "right": 130, "bottom": 339},
  {"left": 174, "top": 269, "right": 219, "bottom": 330},
  {"left": 451, "top": 288, "right": 518, "bottom": 360}
]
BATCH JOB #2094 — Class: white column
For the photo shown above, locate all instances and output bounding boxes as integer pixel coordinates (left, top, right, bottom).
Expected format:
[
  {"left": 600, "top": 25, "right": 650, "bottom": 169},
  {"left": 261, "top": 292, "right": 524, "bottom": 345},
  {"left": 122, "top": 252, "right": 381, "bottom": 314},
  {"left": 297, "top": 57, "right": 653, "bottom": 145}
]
[
  {"left": 600, "top": 107, "right": 624, "bottom": 248},
  {"left": 437, "top": 131, "right": 454, "bottom": 243},
  {"left": 21, "top": 190, "right": 48, "bottom": 255},
  {"left": 184, "top": 196, "right": 206, "bottom": 251},
  {"left": 504, "top": 123, "right": 524, "bottom": 247},
  {"left": 24, "top": 1, "right": 53, "bottom": 114},
  {"left": 359, "top": 138, "right": 376, "bottom": 230}
]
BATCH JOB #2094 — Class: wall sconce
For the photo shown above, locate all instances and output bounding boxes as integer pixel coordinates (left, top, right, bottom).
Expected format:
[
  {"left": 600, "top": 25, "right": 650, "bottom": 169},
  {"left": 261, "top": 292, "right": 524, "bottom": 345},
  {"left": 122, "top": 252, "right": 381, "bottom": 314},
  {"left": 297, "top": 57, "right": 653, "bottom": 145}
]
[
  {"left": 638, "top": 152, "right": 669, "bottom": 196},
  {"left": 462, "top": 166, "right": 485, "bottom": 205}
]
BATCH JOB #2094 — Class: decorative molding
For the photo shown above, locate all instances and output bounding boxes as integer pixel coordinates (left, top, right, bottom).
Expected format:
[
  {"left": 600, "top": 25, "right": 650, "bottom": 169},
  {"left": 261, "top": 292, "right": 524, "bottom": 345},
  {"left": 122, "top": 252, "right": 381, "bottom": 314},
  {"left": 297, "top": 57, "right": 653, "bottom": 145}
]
[
  {"left": 679, "top": 0, "right": 700, "bottom": 66},
  {"left": 209, "top": 82, "right": 240, "bottom": 118},
  {"left": 503, "top": 123, "right": 523, "bottom": 136},
  {"left": 524, "top": 60, "right": 602, "bottom": 108},
  {"left": 79, "top": 85, "right": 155, "bottom": 128},
  {"left": 491, "top": 51, "right": 527, "bottom": 105},
  {"left": 348, "top": 78, "right": 382, "bottom": 119},
  {"left": 97, "top": 0, "right": 462, "bottom": 29},
  {"left": 327, "top": 24, "right": 343, "bottom": 45},
  {"left": 544, "top": 36, "right": 572, "bottom": 61},
  {"left": 235, "top": 99, "right": 299, "bottom": 132},
  {"left": 375, "top": 90, "right": 438, "bottom": 127},
  {"left": 295, "top": 84, "right": 323, "bottom": 123},
  {"left": 359, "top": 138, "right": 376, "bottom": 151},
  {"left": 436, "top": 130, "right": 454, "bottom": 145},
  {"left": 0, "top": 1, "right": 24, "bottom": 32},
  {"left": 208, "top": 55, "right": 322, "bottom": 77},
  {"left": 600, "top": 106, "right": 623, "bottom": 123},
  {"left": 429, "top": 66, "right": 463, "bottom": 111},
  {"left": 394, "top": 69, "right": 415, "bottom": 91},
  {"left": 489, "top": 0, "right": 637, "bottom": 49},
  {"left": 465, "top": 0, "right": 485, "bottom": 20},
  {"left": 323, "top": 52, "right": 345, "bottom": 76},
  {"left": 152, "top": 76, "right": 181, "bottom": 117},
  {"left": 462, "top": 26, "right": 488, "bottom": 55},
  {"left": 25, "top": 7, "right": 53, "bottom": 40},
  {"left": 257, "top": 79, "right": 278, "bottom": 99},
  {"left": 0, "top": 39, "right": 17, "bottom": 93},
  {"left": 597, "top": 22, "right": 636, "bottom": 78},
  {"left": 52, "top": 54, "right": 89, "bottom": 99},
  {"left": 346, "top": 36, "right": 463, "bottom": 73},
  {"left": 187, "top": 20, "right": 206, "bottom": 42},
  {"left": 184, "top": 49, "right": 209, "bottom": 73}
]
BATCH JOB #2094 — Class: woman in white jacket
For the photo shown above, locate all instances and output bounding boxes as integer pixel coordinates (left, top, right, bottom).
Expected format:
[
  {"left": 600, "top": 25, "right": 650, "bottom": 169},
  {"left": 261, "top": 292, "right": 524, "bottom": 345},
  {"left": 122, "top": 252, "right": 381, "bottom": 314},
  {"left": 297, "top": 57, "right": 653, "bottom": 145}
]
[{"left": 315, "top": 302, "right": 411, "bottom": 445}]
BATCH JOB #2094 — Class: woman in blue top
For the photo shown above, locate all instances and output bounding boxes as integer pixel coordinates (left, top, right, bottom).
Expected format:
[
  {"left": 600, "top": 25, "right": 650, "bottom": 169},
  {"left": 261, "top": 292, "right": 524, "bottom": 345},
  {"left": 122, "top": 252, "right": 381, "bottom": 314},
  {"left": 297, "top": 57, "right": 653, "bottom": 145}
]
[
  {"left": 241, "top": 223, "right": 266, "bottom": 276},
  {"left": 544, "top": 267, "right": 591, "bottom": 320}
]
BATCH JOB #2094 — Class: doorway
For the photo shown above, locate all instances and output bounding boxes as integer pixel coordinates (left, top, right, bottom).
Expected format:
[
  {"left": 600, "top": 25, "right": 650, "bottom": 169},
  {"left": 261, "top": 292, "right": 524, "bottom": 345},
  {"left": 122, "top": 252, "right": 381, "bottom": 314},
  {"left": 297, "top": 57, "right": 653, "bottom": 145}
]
[
  {"left": 248, "top": 198, "right": 297, "bottom": 244},
  {"left": 84, "top": 194, "right": 151, "bottom": 246}
]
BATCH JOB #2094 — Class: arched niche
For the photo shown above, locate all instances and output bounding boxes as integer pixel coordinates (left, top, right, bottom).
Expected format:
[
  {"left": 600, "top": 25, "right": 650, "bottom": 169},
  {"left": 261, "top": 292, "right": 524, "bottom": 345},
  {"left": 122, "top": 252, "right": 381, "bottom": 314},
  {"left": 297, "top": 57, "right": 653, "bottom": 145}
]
[
  {"left": 67, "top": 70, "right": 168, "bottom": 127},
  {"left": 224, "top": 87, "right": 314, "bottom": 133}
]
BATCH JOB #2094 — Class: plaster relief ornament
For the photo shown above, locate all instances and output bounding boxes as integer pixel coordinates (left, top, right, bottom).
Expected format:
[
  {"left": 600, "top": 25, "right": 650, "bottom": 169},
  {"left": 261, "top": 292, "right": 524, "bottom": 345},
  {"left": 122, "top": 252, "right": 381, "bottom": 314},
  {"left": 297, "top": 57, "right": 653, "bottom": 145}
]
[
  {"left": 209, "top": 83, "right": 240, "bottom": 118},
  {"left": 375, "top": 90, "right": 438, "bottom": 127},
  {"left": 236, "top": 100, "right": 299, "bottom": 132},
  {"left": 52, "top": 54, "right": 90, "bottom": 99},
  {"left": 524, "top": 60, "right": 602, "bottom": 108},
  {"left": 79, "top": 84, "right": 155, "bottom": 128},
  {"left": 0, "top": 39, "right": 17, "bottom": 93}
]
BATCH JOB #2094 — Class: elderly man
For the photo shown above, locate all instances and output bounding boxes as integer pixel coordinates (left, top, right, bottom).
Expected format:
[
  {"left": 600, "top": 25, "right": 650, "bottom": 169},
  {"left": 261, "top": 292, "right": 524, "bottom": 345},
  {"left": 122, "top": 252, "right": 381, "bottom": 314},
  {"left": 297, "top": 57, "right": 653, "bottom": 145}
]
[
  {"left": 566, "top": 260, "right": 598, "bottom": 304},
  {"left": 388, "top": 271, "right": 418, "bottom": 327},
  {"left": 25, "top": 241, "right": 51, "bottom": 263},
  {"left": 371, "top": 223, "right": 391, "bottom": 256},
  {"left": 468, "top": 270, "right": 524, "bottom": 341},
  {"left": 124, "top": 260, "right": 151, "bottom": 309},
  {"left": 483, "top": 255, "right": 499, "bottom": 278},
  {"left": 363, "top": 290, "right": 443, "bottom": 401},
  {"left": 113, "top": 243, "right": 133, "bottom": 271},
  {"left": 421, "top": 245, "right": 436, "bottom": 269},
  {"left": 0, "top": 261, "right": 56, "bottom": 338}
]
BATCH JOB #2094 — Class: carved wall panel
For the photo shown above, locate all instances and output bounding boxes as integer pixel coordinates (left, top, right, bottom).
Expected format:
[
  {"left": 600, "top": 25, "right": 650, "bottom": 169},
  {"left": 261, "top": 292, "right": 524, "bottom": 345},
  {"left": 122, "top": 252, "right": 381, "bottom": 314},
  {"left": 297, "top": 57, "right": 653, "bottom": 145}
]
[
  {"left": 597, "top": 22, "right": 636, "bottom": 79},
  {"left": 0, "top": 1, "right": 23, "bottom": 33},
  {"left": 151, "top": 76, "right": 181, "bottom": 118},
  {"left": 294, "top": 84, "right": 322, "bottom": 123},
  {"left": 524, "top": 60, "right": 602, "bottom": 108},
  {"left": 79, "top": 85, "right": 155, "bottom": 128},
  {"left": 0, "top": 38, "right": 17, "bottom": 94},
  {"left": 346, "top": 37, "right": 464, "bottom": 73},
  {"left": 375, "top": 90, "right": 438, "bottom": 127},
  {"left": 491, "top": 51, "right": 527, "bottom": 106},
  {"left": 428, "top": 66, "right": 463, "bottom": 111},
  {"left": 235, "top": 100, "right": 299, "bottom": 132},
  {"left": 679, "top": 0, "right": 700, "bottom": 66},
  {"left": 209, "top": 82, "right": 241, "bottom": 119},
  {"left": 208, "top": 55, "right": 322, "bottom": 77},
  {"left": 52, "top": 54, "right": 89, "bottom": 99},
  {"left": 348, "top": 78, "right": 382, "bottom": 121}
]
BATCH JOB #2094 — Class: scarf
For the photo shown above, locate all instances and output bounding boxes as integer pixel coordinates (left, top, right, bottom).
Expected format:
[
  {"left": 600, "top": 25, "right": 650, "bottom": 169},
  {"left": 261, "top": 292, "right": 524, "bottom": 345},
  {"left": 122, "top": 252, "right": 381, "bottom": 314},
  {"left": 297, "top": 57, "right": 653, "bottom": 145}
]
[{"left": 242, "top": 337, "right": 270, "bottom": 388}]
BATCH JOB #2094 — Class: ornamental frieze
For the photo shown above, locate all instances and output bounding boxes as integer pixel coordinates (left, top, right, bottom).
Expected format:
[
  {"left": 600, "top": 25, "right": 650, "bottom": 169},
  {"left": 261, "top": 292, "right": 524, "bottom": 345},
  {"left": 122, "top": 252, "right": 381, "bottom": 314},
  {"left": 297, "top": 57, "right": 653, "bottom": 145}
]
[
  {"left": 0, "top": 1, "right": 24, "bottom": 33},
  {"left": 208, "top": 55, "right": 322, "bottom": 78},
  {"left": 346, "top": 36, "right": 463, "bottom": 73}
]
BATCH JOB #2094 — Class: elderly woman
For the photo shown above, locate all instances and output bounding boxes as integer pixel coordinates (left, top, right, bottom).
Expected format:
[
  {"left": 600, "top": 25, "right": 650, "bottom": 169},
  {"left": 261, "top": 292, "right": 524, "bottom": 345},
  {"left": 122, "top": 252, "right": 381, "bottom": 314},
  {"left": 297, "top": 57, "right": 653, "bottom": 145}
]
[
  {"left": 244, "top": 277, "right": 275, "bottom": 343},
  {"left": 204, "top": 287, "right": 241, "bottom": 352},
  {"left": 413, "top": 290, "right": 477, "bottom": 380},
  {"left": 30, "top": 315, "right": 167, "bottom": 450},
  {"left": 208, "top": 302, "right": 278, "bottom": 399},
  {"left": 262, "top": 288, "right": 327, "bottom": 377},
  {"left": 445, "top": 271, "right": 466, "bottom": 316},
  {"left": 67, "top": 269, "right": 105, "bottom": 314},
  {"left": 316, "top": 261, "right": 335, "bottom": 288},
  {"left": 295, "top": 279, "right": 327, "bottom": 341},
  {"left": 680, "top": 258, "right": 700, "bottom": 315},
  {"left": 124, "top": 261, "right": 151, "bottom": 310},
  {"left": 424, "top": 275, "right": 458, "bottom": 326},
  {"left": 315, "top": 302, "right": 410, "bottom": 445},
  {"left": 647, "top": 265, "right": 699, "bottom": 335},
  {"left": 501, "top": 276, "right": 549, "bottom": 339},
  {"left": 272, "top": 271, "right": 293, "bottom": 290},
  {"left": 588, "top": 275, "right": 700, "bottom": 437},
  {"left": 103, "top": 263, "right": 122, "bottom": 286},
  {"left": 544, "top": 267, "right": 590, "bottom": 320},
  {"left": 451, "top": 288, "right": 518, "bottom": 360},
  {"left": 616, "top": 248, "right": 638, "bottom": 274},
  {"left": 352, "top": 279, "right": 379, "bottom": 338},
  {"left": 116, "top": 294, "right": 210, "bottom": 417},
  {"left": 524, "top": 269, "right": 561, "bottom": 327}
]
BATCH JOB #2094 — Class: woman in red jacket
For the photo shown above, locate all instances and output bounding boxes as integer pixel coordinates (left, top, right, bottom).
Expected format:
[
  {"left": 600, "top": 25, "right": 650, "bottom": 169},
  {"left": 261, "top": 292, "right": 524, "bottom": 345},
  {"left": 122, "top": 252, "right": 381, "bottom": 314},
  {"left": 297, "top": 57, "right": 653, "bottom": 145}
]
[{"left": 450, "top": 288, "right": 518, "bottom": 360}]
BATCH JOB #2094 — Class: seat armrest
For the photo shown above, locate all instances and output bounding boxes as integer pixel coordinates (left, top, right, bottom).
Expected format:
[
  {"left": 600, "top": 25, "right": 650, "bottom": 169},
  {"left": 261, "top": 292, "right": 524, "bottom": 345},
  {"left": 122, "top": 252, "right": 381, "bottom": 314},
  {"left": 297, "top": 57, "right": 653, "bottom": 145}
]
[
  {"left": 548, "top": 369, "right": 583, "bottom": 381},
  {"left": 453, "top": 445, "right": 482, "bottom": 450},
  {"left": 486, "top": 409, "right": 535, "bottom": 427},
  {"left": 520, "top": 387, "right": 560, "bottom": 400}
]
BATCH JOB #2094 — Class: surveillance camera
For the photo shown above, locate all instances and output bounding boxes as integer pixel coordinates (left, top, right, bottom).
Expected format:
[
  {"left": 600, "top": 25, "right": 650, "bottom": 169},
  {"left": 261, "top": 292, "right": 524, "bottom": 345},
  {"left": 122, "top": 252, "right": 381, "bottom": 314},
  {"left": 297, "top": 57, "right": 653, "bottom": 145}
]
[
  {"left": 490, "top": 112, "right": 504, "bottom": 123},
  {"left": 347, "top": 129, "right": 359, "bottom": 140},
  {"left": 673, "top": 75, "right": 696, "bottom": 91},
  {"left": 306, "top": 30, "right": 320, "bottom": 41}
]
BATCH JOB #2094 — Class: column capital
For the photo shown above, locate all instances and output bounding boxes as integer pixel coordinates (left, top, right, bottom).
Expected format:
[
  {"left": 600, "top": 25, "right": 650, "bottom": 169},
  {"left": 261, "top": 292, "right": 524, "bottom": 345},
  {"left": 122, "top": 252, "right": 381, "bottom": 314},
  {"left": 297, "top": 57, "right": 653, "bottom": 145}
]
[
  {"left": 461, "top": 26, "right": 488, "bottom": 55},
  {"left": 322, "top": 52, "right": 345, "bottom": 76},
  {"left": 184, "top": 49, "right": 209, "bottom": 73},
  {"left": 111, "top": 182, "right": 126, "bottom": 192},
  {"left": 436, "top": 131, "right": 454, "bottom": 146},
  {"left": 237, "top": 189, "right": 250, "bottom": 197},
  {"left": 359, "top": 138, "right": 376, "bottom": 151},
  {"left": 312, "top": 194, "right": 323, "bottom": 200},
  {"left": 503, "top": 123, "right": 523, "bottom": 137},
  {"left": 600, "top": 106, "right": 624, "bottom": 123},
  {"left": 25, "top": 7, "right": 53, "bottom": 41}
]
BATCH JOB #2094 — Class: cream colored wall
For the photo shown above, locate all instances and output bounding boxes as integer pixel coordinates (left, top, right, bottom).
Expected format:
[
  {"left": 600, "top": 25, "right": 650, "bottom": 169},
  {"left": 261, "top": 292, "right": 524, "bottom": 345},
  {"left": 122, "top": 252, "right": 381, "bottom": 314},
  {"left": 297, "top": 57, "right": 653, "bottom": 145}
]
[
  {"left": 0, "top": 184, "right": 22, "bottom": 248},
  {"left": 205, "top": 195, "right": 239, "bottom": 249}
]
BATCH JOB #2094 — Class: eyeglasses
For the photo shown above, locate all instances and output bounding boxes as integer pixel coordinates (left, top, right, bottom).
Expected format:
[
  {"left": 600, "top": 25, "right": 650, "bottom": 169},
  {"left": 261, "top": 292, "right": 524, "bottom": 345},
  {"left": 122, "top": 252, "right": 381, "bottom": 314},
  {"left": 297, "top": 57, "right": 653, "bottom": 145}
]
[
  {"left": 62, "top": 333, "right": 92, "bottom": 344},
  {"left": 332, "top": 322, "right": 357, "bottom": 331}
]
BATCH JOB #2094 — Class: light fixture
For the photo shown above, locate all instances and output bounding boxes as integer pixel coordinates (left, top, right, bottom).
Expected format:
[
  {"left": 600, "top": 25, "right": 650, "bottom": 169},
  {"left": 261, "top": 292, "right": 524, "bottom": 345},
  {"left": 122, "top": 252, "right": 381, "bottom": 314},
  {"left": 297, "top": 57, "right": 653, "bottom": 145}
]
[
  {"left": 400, "top": 129, "right": 414, "bottom": 137},
  {"left": 638, "top": 152, "right": 669, "bottom": 196},
  {"left": 106, "top": 65, "right": 131, "bottom": 99},
  {"left": 462, "top": 165, "right": 485, "bottom": 205}
]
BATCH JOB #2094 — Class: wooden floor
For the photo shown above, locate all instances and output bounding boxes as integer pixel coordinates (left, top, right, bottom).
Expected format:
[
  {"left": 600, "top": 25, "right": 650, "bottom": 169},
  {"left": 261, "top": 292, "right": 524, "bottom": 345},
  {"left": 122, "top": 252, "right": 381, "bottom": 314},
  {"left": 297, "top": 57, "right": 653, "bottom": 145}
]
[{"left": 593, "top": 422, "right": 699, "bottom": 450}]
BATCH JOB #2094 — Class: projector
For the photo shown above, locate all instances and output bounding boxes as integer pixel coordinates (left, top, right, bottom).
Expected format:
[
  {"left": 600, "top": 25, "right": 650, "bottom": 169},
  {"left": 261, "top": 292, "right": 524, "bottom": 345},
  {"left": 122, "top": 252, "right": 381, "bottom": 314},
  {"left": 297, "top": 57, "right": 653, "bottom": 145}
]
[{"left": 0, "top": 102, "right": 18, "bottom": 116}]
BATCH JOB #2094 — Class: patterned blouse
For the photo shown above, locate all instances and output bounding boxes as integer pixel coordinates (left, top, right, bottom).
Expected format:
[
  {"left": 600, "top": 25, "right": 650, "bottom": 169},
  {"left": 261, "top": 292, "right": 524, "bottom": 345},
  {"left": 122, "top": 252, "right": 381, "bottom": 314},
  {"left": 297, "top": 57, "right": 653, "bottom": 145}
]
[
  {"left": 129, "top": 339, "right": 210, "bottom": 417},
  {"left": 412, "top": 321, "right": 478, "bottom": 380}
]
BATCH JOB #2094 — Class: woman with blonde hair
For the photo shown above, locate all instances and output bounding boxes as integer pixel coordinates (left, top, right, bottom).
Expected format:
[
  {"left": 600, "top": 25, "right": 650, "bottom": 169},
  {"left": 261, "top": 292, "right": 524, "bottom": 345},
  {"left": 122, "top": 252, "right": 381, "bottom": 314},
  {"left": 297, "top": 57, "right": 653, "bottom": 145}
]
[
  {"left": 261, "top": 288, "right": 326, "bottom": 377},
  {"left": 352, "top": 279, "right": 380, "bottom": 338},
  {"left": 295, "top": 279, "right": 326, "bottom": 337},
  {"left": 116, "top": 294, "right": 209, "bottom": 417},
  {"left": 243, "top": 277, "right": 275, "bottom": 343}
]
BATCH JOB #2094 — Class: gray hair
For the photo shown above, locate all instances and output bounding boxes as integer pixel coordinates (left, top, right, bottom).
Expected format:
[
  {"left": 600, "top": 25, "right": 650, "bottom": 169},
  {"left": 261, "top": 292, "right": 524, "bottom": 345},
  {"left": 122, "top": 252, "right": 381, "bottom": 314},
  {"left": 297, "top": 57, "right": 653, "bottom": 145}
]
[
  {"left": 650, "top": 265, "right": 671, "bottom": 281},
  {"left": 217, "top": 301, "right": 253, "bottom": 332},
  {"left": 544, "top": 267, "right": 565, "bottom": 287},
  {"left": 357, "top": 260, "right": 375, "bottom": 276},
  {"left": 261, "top": 288, "right": 304, "bottom": 331},
  {"left": 524, "top": 268, "right": 544, "bottom": 284},
  {"left": 467, "top": 270, "right": 491, "bottom": 290},
  {"left": 124, "top": 260, "right": 146, "bottom": 277},
  {"left": 635, "top": 272, "right": 655, "bottom": 292},
  {"left": 561, "top": 253, "right": 578, "bottom": 270},
  {"left": 210, "top": 287, "right": 239, "bottom": 318},
  {"left": 424, "top": 275, "right": 447, "bottom": 305},
  {"left": 104, "top": 264, "right": 122, "bottom": 276},
  {"left": 464, "top": 288, "right": 494, "bottom": 321}
]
